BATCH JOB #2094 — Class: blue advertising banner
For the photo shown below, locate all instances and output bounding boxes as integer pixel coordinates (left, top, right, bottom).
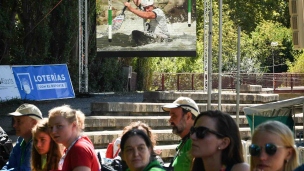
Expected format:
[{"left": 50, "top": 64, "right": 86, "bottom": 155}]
[{"left": 12, "top": 64, "right": 75, "bottom": 100}]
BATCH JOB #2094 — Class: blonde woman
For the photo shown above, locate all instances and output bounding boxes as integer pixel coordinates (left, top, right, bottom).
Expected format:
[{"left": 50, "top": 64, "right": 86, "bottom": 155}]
[
  {"left": 48, "top": 105, "right": 99, "bottom": 171},
  {"left": 31, "top": 118, "right": 62, "bottom": 171},
  {"left": 250, "top": 121, "right": 299, "bottom": 171}
]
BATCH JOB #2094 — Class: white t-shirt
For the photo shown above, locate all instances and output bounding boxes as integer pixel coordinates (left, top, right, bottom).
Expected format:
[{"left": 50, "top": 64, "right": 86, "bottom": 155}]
[{"left": 143, "top": 8, "right": 170, "bottom": 39}]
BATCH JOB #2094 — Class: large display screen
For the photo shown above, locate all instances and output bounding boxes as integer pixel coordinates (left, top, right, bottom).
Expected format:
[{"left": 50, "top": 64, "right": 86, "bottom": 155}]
[{"left": 96, "top": 0, "right": 197, "bottom": 57}]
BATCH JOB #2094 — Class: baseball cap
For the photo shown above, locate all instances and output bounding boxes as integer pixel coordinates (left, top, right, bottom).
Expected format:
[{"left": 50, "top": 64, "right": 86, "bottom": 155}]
[
  {"left": 9, "top": 103, "right": 43, "bottom": 121},
  {"left": 162, "top": 97, "right": 199, "bottom": 116},
  {"left": 141, "top": 0, "right": 154, "bottom": 7}
]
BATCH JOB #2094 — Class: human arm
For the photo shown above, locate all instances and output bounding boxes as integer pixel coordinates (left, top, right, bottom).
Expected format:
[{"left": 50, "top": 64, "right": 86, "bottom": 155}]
[
  {"left": 124, "top": 2, "right": 156, "bottom": 19},
  {"left": 0, "top": 148, "right": 17, "bottom": 171},
  {"left": 1, "top": 143, "right": 18, "bottom": 170},
  {"left": 231, "top": 162, "right": 250, "bottom": 171},
  {"left": 1, "top": 137, "right": 31, "bottom": 171}
]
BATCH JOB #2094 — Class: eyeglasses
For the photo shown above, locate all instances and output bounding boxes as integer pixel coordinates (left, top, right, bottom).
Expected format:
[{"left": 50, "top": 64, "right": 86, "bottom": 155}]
[
  {"left": 190, "top": 126, "right": 225, "bottom": 139},
  {"left": 249, "top": 143, "right": 286, "bottom": 156}
]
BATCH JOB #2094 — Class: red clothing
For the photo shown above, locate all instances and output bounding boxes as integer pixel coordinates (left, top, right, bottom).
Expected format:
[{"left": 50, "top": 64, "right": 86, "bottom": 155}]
[{"left": 62, "top": 136, "right": 100, "bottom": 171}]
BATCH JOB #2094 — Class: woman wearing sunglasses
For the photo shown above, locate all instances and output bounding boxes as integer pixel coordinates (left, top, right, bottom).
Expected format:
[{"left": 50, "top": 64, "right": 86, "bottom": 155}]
[
  {"left": 190, "top": 110, "right": 249, "bottom": 171},
  {"left": 249, "top": 120, "right": 299, "bottom": 171}
]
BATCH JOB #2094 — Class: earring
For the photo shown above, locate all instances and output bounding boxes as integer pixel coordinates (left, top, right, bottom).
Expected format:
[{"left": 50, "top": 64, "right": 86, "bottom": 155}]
[{"left": 218, "top": 147, "right": 221, "bottom": 150}]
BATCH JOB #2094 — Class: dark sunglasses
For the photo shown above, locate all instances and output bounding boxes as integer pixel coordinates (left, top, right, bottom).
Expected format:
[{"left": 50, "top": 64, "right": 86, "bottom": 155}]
[
  {"left": 190, "top": 126, "right": 225, "bottom": 139},
  {"left": 249, "top": 143, "right": 286, "bottom": 156}
]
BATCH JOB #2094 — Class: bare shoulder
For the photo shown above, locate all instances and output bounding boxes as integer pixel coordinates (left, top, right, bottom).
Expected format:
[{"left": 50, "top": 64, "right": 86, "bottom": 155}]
[{"left": 231, "top": 162, "right": 250, "bottom": 171}]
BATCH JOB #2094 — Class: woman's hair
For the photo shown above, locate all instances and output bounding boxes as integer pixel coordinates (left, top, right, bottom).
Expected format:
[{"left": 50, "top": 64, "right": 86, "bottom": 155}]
[
  {"left": 120, "top": 129, "right": 155, "bottom": 157},
  {"left": 31, "top": 118, "right": 62, "bottom": 171},
  {"left": 122, "top": 121, "right": 157, "bottom": 147},
  {"left": 48, "top": 105, "right": 85, "bottom": 132},
  {"left": 250, "top": 121, "right": 299, "bottom": 171},
  {"left": 191, "top": 110, "right": 244, "bottom": 171}
]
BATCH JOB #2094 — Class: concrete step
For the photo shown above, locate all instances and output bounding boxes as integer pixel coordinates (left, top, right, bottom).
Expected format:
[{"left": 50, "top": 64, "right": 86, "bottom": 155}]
[
  {"left": 142, "top": 91, "right": 279, "bottom": 103},
  {"left": 84, "top": 129, "right": 180, "bottom": 149},
  {"left": 85, "top": 114, "right": 304, "bottom": 131},
  {"left": 84, "top": 115, "right": 249, "bottom": 131},
  {"left": 85, "top": 125, "right": 304, "bottom": 149},
  {"left": 85, "top": 116, "right": 171, "bottom": 131},
  {"left": 85, "top": 114, "right": 248, "bottom": 131},
  {"left": 91, "top": 103, "right": 261, "bottom": 116},
  {"left": 295, "top": 113, "right": 304, "bottom": 124}
]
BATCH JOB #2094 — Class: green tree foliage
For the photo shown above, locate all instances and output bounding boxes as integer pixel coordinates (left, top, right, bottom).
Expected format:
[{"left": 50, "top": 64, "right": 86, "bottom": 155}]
[
  {"left": 287, "top": 52, "right": 304, "bottom": 72},
  {"left": 210, "top": 1, "right": 298, "bottom": 74},
  {"left": 0, "top": 0, "right": 54, "bottom": 64},
  {"left": 223, "top": 0, "right": 290, "bottom": 33},
  {"left": 89, "top": 58, "right": 124, "bottom": 91},
  {"left": 0, "top": 1, "right": 15, "bottom": 64},
  {"left": 249, "top": 20, "right": 293, "bottom": 73}
]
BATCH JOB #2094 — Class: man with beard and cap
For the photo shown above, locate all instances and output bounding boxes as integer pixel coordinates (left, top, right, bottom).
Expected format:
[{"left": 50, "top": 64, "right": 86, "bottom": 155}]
[
  {"left": 1, "top": 104, "right": 42, "bottom": 171},
  {"left": 162, "top": 97, "right": 199, "bottom": 171}
]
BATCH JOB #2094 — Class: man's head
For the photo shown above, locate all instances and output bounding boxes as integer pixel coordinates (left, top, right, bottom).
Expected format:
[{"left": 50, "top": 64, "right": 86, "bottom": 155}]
[
  {"left": 9, "top": 103, "right": 42, "bottom": 141},
  {"left": 162, "top": 97, "right": 199, "bottom": 138},
  {"left": 141, "top": 0, "right": 154, "bottom": 11}
]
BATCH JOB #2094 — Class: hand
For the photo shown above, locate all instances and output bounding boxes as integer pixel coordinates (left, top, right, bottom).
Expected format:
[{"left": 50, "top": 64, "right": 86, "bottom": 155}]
[
  {"left": 133, "top": 0, "right": 141, "bottom": 6},
  {"left": 124, "top": 2, "right": 131, "bottom": 8},
  {"left": 154, "top": 149, "right": 162, "bottom": 155}
]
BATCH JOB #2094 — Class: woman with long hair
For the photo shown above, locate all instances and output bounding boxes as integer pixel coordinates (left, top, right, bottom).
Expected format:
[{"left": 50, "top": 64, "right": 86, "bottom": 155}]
[
  {"left": 31, "top": 118, "right": 62, "bottom": 171},
  {"left": 250, "top": 120, "right": 299, "bottom": 171},
  {"left": 190, "top": 110, "right": 249, "bottom": 171}
]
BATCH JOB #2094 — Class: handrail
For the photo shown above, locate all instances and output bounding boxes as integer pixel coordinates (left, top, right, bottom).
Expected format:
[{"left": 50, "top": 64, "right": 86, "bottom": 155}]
[{"left": 151, "top": 73, "right": 304, "bottom": 91}]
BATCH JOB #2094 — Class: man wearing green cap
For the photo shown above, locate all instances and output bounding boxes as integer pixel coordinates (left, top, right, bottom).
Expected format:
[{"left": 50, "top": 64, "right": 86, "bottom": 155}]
[{"left": 1, "top": 103, "right": 42, "bottom": 171}]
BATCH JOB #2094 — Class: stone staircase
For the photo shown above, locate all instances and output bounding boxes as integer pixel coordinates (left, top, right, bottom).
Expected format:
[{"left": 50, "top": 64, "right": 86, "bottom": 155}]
[
  {"left": 85, "top": 85, "right": 304, "bottom": 162},
  {"left": 3, "top": 85, "right": 304, "bottom": 164},
  {"left": 85, "top": 85, "right": 303, "bottom": 162}
]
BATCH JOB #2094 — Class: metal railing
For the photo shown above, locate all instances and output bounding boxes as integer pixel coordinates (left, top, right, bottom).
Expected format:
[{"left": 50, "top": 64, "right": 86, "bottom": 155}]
[{"left": 151, "top": 73, "right": 304, "bottom": 91}]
